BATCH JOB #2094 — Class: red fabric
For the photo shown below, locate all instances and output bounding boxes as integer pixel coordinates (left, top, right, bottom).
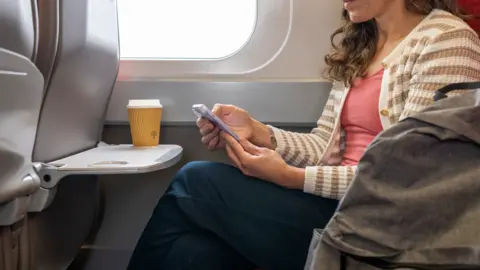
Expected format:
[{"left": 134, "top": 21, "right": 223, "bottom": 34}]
[{"left": 458, "top": 0, "right": 480, "bottom": 33}]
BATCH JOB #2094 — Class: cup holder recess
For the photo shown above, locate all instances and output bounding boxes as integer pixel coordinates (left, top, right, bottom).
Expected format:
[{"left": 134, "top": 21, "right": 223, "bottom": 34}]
[{"left": 88, "top": 161, "right": 129, "bottom": 167}]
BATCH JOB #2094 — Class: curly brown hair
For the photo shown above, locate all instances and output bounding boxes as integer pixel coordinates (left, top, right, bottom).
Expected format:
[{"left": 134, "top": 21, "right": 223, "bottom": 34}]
[{"left": 324, "top": 0, "right": 465, "bottom": 87}]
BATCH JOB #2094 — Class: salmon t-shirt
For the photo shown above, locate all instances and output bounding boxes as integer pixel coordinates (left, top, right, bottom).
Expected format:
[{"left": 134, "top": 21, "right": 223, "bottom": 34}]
[{"left": 340, "top": 69, "right": 384, "bottom": 166}]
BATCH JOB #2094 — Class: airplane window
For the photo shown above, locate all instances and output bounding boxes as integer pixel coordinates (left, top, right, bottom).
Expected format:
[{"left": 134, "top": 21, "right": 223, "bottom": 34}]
[{"left": 117, "top": 0, "right": 257, "bottom": 59}]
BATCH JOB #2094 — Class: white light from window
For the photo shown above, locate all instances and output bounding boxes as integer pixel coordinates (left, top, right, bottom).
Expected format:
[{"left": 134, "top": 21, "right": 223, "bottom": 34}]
[{"left": 117, "top": 0, "right": 257, "bottom": 59}]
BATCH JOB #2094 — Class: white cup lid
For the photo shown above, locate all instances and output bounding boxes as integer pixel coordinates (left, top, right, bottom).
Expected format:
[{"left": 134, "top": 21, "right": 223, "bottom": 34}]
[{"left": 127, "top": 99, "right": 162, "bottom": 108}]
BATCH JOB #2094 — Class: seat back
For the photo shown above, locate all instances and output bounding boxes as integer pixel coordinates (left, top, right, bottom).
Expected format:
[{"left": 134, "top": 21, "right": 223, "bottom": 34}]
[
  {"left": 33, "top": 0, "right": 120, "bottom": 162},
  {"left": 0, "top": 0, "right": 36, "bottom": 60},
  {"left": 0, "top": 0, "right": 43, "bottom": 224},
  {"left": 0, "top": 2, "right": 44, "bottom": 269},
  {"left": 28, "top": 0, "right": 119, "bottom": 269},
  {"left": 0, "top": 49, "right": 43, "bottom": 225}
]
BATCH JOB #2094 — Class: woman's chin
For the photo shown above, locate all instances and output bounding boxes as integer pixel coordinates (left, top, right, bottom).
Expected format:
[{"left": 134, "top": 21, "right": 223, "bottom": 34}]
[{"left": 348, "top": 12, "right": 372, "bottom": 23}]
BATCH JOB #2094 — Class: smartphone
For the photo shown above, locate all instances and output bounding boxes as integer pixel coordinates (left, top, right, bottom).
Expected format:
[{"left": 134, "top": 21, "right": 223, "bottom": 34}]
[{"left": 192, "top": 104, "right": 240, "bottom": 141}]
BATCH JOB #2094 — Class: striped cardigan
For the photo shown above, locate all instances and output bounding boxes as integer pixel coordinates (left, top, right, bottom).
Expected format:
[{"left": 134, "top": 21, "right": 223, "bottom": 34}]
[{"left": 269, "top": 9, "right": 480, "bottom": 200}]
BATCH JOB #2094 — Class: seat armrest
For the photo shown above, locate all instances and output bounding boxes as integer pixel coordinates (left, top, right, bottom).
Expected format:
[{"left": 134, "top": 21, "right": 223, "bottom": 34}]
[{"left": 0, "top": 175, "right": 40, "bottom": 225}]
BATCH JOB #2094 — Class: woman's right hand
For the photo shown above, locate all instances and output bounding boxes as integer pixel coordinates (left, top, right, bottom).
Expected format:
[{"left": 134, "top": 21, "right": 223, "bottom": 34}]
[{"left": 196, "top": 104, "right": 255, "bottom": 150}]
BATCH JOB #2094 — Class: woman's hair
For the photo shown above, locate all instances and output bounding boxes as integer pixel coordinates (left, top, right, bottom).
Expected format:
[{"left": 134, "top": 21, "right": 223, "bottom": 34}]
[{"left": 324, "top": 0, "right": 465, "bottom": 86}]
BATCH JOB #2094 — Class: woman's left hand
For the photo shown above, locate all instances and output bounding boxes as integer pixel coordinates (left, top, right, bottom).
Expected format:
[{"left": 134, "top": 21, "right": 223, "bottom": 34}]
[{"left": 222, "top": 132, "right": 304, "bottom": 189}]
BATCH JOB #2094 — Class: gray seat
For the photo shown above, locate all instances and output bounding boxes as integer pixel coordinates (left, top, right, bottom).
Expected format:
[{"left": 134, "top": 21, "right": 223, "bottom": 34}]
[
  {"left": 0, "top": 48, "right": 44, "bottom": 270},
  {"left": 0, "top": 52, "right": 42, "bottom": 223},
  {"left": 27, "top": 0, "right": 119, "bottom": 269},
  {"left": 0, "top": 0, "right": 44, "bottom": 269},
  {"left": 0, "top": 0, "right": 41, "bottom": 222},
  {"left": 0, "top": 0, "right": 37, "bottom": 60},
  {"left": 33, "top": 0, "right": 119, "bottom": 162}
]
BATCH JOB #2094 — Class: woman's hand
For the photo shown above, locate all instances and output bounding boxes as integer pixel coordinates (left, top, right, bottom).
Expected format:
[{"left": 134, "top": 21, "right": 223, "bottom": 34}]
[
  {"left": 197, "top": 104, "right": 273, "bottom": 150},
  {"left": 196, "top": 104, "right": 254, "bottom": 150},
  {"left": 222, "top": 132, "right": 305, "bottom": 189}
]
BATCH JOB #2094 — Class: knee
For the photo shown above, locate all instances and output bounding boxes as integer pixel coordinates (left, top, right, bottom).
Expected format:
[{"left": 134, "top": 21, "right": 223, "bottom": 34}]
[
  {"left": 169, "top": 161, "right": 230, "bottom": 197},
  {"left": 176, "top": 161, "right": 221, "bottom": 181}
]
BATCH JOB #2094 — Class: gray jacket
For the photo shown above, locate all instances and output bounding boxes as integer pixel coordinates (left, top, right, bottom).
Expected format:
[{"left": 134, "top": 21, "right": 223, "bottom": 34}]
[{"left": 306, "top": 92, "right": 480, "bottom": 270}]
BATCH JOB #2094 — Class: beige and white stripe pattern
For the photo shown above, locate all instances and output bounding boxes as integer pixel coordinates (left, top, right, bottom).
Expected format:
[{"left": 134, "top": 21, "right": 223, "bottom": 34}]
[{"left": 270, "top": 9, "right": 480, "bottom": 200}]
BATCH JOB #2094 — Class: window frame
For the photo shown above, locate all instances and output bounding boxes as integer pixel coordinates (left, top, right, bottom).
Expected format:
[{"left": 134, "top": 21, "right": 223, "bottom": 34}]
[
  {"left": 117, "top": 0, "right": 258, "bottom": 61},
  {"left": 117, "top": 0, "right": 293, "bottom": 81}
]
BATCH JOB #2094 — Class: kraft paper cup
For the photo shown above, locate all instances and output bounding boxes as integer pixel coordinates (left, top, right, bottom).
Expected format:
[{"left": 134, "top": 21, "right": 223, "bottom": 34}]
[{"left": 127, "top": 99, "right": 163, "bottom": 147}]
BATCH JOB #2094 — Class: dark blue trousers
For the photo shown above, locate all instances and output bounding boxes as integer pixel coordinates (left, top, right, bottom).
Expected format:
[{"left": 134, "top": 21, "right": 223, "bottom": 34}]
[{"left": 127, "top": 161, "right": 338, "bottom": 270}]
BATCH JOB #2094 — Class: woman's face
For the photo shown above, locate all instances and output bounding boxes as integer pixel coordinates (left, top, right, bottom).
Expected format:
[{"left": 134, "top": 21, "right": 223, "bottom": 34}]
[{"left": 344, "top": 0, "right": 404, "bottom": 23}]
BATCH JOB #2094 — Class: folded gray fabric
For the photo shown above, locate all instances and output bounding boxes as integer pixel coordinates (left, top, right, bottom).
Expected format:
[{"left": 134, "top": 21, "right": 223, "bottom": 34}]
[{"left": 306, "top": 92, "right": 480, "bottom": 270}]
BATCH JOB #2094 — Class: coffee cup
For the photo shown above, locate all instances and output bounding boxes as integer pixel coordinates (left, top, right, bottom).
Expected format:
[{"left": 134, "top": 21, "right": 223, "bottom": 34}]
[{"left": 127, "top": 99, "right": 163, "bottom": 147}]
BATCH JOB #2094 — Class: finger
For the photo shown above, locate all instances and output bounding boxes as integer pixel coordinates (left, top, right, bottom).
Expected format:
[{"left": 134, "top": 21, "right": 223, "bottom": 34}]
[
  {"left": 221, "top": 132, "right": 243, "bottom": 152},
  {"left": 220, "top": 130, "right": 261, "bottom": 155},
  {"left": 211, "top": 104, "right": 223, "bottom": 117},
  {"left": 216, "top": 138, "right": 226, "bottom": 149},
  {"left": 203, "top": 135, "right": 217, "bottom": 149},
  {"left": 201, "top": 127, "right": 220, "bottom": 145},
  {"left": 207, "top": 135, "right": 219, "bottom": 150},
  {"left": 226, "top": 145, "right": 242, "bottom": 169},
  {"left": 239, "top": 139, "right": 262, "bottom": 155},
  {"left": 221, "top": 132, "right": 252, "bottom": 160},
  {"left": 196, "top": 117, "right": 209, "bottom": 128},
  {"left": 199, "top": 122, "right": 214, "bottom": 136}
]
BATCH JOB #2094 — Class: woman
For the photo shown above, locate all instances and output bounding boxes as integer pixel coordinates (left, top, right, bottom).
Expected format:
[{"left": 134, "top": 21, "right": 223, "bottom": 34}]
[{"left": 128, "top": 1, "right": 480, "bottom": 269}]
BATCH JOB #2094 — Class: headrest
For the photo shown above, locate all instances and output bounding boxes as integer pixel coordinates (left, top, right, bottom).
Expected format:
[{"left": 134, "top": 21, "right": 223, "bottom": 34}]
[{"left": 457, "top": 0, "right": 480, "bottom": 33}]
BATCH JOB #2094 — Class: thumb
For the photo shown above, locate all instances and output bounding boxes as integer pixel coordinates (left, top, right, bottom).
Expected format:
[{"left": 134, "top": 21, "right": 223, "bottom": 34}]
[
  {"left": 212, "top": 104, "right": 237, "bottom": 117},
  {"left": 239, "top": 139, "right": 261, "bottom": 155}
]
